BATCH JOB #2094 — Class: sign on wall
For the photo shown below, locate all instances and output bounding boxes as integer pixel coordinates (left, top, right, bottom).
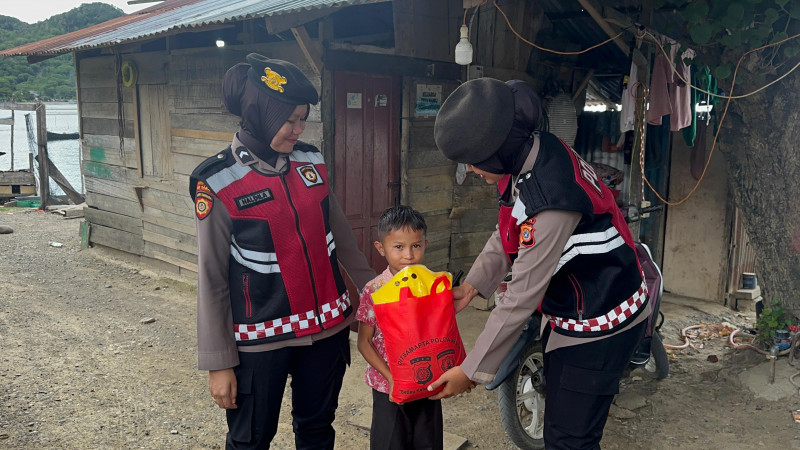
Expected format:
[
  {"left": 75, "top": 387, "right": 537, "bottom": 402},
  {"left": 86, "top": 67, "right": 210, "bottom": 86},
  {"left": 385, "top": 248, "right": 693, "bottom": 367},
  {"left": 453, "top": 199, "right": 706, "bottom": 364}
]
[
  {"left": 415, "top": 84, "right": 442, "bottom": 117},
  {"left": 347, "top": 92, "right": 362, "bottom": 109}
]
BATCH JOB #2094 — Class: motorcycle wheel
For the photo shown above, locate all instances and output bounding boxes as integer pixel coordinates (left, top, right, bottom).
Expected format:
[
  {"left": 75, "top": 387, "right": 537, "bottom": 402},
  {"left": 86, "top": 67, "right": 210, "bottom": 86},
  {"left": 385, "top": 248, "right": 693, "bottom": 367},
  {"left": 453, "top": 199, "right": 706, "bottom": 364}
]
[
  {"left": 640, "top": 332, "right": 669, "bottom": 379},
  {"left": 498, "top": 342, "right": 546, "bottom": 449}
]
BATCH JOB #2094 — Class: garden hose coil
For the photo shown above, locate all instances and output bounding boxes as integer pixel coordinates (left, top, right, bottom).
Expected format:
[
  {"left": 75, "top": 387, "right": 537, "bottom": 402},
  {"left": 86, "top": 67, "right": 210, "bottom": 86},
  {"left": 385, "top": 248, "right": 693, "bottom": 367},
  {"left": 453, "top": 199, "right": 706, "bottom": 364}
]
[{"left": 121, "top": 60, "right": 138, "bottom": 87}]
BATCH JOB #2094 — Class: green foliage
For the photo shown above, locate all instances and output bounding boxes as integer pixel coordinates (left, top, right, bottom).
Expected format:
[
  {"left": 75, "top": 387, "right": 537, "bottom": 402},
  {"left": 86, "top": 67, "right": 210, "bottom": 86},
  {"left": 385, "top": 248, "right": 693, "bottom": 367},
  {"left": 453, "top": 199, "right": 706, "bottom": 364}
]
[
  {"left": 755, "top": 300, "right": 794, "bottom": 344},
  {"left": 669, "top": 0, "right": 800, "bottom": 86},
  {"left": 0, "top": 3, "right": 123, "bottom": 101}
]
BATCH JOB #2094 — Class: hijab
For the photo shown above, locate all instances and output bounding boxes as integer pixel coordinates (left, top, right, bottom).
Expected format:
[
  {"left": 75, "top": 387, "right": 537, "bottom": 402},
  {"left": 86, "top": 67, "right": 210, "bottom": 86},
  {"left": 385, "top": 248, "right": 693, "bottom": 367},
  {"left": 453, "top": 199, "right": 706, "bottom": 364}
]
[
  {"left": 473, "top": 80, "right": 543, "bottom": 175},
  {"left": 222, "top": 63, "right": 299, "bottom": 166}
]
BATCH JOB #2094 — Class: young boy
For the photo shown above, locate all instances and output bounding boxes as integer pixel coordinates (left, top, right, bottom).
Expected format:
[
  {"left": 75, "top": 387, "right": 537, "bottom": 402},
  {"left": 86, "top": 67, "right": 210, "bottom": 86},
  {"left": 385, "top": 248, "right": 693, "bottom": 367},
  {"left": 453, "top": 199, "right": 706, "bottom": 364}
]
[{"left": 356, "top": 205, "right": 443, "bottom": 450}]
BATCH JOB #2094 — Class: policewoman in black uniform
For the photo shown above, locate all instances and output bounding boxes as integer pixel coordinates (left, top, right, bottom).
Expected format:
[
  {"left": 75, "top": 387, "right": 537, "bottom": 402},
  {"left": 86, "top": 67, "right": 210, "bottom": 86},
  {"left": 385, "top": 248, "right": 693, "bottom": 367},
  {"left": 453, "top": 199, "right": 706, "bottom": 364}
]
[
  {"left": 190, "top": 54, "right": 375, "bottom": 449},
  {"left": 427, "top": 78, "right": 649, "bottom": 449}
]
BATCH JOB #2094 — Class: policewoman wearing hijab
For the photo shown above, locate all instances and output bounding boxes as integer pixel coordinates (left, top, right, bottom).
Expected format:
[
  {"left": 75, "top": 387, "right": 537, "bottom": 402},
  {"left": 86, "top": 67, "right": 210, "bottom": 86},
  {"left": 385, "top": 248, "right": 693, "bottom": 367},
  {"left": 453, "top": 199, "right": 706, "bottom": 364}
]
[
  {"left": 190, "top": 54, "right": 375, "bottom": 449},
  {"left": 427, "top": 78, "right": 650, "bottom": 449}
]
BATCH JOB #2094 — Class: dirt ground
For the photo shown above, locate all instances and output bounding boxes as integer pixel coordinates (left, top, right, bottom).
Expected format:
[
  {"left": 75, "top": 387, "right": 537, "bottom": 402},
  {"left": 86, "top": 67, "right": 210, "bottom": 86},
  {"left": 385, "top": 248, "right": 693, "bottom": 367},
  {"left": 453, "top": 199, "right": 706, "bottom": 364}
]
[{"left": 1, "top": 208, "right": 800, "bottom": 449}]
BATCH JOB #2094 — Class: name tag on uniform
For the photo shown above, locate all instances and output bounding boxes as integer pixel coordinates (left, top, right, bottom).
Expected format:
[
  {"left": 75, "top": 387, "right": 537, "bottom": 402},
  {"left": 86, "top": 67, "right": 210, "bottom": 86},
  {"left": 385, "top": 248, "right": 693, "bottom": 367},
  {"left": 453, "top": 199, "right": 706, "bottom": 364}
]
[{"left": 235, "top": 188, "right": 273, "bottom": 210}]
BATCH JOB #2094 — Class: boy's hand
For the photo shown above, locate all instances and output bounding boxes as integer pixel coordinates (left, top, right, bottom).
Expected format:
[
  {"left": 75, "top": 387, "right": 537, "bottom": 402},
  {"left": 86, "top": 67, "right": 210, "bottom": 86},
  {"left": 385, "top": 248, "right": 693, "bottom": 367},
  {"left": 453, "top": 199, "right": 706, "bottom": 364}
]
[
  {"left": 452, "top": 282, "right": 478, "bottom": 313},
  {"left": 209, "top": 368, "right": 238, "bottom": 409},
  {"left": 388, "top": 378, "right": 403, "bottom": 404},
  {"left": 426, "top": 366, "right": 477, "bottom": 400}
]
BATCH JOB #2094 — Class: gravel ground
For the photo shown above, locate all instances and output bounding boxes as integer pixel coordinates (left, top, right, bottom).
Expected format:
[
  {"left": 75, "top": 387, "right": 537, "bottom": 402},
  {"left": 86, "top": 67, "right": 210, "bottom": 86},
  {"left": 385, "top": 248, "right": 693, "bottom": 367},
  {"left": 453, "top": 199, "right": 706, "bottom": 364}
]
[{"left": 1, "top": 208, "right": 799, "bottom": 449}]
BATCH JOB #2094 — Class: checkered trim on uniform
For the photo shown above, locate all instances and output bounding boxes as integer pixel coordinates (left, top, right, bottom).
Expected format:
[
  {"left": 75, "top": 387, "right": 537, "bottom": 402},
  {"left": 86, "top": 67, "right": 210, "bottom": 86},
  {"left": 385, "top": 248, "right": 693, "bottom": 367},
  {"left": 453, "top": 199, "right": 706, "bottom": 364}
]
[
  {"left": 319, "top": 292, "right": 350, "bottom": 324},
  {"left": 233, "top": 292, "right": 350, "bottom": 341},
  {"left": 548, "top": 280, "right": 648, "bottom": 333}
]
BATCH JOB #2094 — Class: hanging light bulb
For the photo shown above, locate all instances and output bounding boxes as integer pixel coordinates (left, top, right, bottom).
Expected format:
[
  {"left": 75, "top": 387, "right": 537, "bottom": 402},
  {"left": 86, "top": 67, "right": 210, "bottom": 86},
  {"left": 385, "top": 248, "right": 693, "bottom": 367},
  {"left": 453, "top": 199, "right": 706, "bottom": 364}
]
[{"left": 455, "top": 24, "right": 473, "bottom": 66}]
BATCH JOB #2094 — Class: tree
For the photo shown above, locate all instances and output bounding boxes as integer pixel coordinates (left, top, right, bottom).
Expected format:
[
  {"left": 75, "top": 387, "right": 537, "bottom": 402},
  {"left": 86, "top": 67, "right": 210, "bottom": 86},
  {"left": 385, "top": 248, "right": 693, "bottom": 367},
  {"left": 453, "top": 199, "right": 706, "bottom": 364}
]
[
  {"left": 649, "top": 0, "right": 800, "bottom": 313},
  {"left": 0, "top": 3, "right": 123, "bottom": 101}
]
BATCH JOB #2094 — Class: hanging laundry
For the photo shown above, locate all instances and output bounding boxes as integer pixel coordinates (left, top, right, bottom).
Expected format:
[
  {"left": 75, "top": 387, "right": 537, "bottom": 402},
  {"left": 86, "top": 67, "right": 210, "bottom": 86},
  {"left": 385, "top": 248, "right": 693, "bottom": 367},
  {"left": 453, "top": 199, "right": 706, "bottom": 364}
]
[
  {"left": 620, "top": 62, "right": 639, "bottom": 133},
  {"left": 669, "top": 48, "right": 694, "bottom": 131},
  {"left": 682, "top": 65, "right": 718, "bottom": 147},
  {"left": 647, "top": 36, "right": 693, "bottom": 132},
  {"left": 689, "top": 119, "right": 709, "bottom": 181}
]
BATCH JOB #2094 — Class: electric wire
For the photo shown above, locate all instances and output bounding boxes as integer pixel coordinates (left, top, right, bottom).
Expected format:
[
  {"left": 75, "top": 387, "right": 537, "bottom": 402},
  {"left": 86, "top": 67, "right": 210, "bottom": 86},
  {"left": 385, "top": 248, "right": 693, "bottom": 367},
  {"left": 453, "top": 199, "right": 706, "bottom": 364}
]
[
  {"left": 644, "top": 30, "right": 800, "bottom": 100},
  {"left": 641, "top": 30, "right": 800, "bottom": 206},
  {"left": 488, "top": 2, "right": 800, "bottom": 206},
  {"left": 492, "top": 0, "right": 626, "bottom": 56}
]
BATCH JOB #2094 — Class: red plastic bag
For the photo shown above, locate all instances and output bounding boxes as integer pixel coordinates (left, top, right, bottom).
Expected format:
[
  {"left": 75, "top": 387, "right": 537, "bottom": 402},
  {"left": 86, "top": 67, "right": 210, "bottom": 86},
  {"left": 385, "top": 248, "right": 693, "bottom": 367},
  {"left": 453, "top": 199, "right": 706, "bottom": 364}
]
[{"left": 372, "top": 266, "right": 466, "bottom": 403}]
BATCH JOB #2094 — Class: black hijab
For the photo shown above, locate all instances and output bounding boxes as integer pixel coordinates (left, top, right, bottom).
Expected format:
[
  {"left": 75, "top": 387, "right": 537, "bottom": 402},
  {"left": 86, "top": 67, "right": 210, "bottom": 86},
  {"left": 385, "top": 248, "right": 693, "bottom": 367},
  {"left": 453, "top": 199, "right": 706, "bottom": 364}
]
[
  {"left": 473, "top": 80, "right": 543, "bottom": 175},
  {"left": 222, "top": 63, "right": 299, "bottom": 166}
]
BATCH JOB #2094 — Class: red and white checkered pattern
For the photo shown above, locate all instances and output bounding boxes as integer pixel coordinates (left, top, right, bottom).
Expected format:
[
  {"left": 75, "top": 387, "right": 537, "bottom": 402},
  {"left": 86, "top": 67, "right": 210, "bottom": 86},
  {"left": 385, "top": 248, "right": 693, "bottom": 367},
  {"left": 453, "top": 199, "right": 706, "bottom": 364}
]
[
  {"left": 548, "top": 280, "right": 648, "bottom": 333},
  {"left": 233, "top": 292, "right": 351, "bottom": 341},
  {"left": 319, "top": 292, "right": 350, "bottom": 324}
]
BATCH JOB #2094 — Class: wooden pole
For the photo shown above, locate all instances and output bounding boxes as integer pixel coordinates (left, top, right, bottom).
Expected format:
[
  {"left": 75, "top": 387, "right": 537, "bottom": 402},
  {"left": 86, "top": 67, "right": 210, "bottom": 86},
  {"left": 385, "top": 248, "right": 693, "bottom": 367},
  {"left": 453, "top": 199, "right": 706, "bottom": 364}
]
[
  {"left": 10, "top": 109, "right": 14, "bottom": 171},
  {"left": 35, "top": 102, "right": 49, "bottom": 209}
]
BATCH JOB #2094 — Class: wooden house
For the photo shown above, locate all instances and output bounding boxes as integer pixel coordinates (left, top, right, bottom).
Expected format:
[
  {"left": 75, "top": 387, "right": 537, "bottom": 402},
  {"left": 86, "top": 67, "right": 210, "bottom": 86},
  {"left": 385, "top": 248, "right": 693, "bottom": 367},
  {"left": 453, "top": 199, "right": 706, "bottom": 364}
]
[{"left": 1, "top": 0, "right": 753, "bottom": 307}]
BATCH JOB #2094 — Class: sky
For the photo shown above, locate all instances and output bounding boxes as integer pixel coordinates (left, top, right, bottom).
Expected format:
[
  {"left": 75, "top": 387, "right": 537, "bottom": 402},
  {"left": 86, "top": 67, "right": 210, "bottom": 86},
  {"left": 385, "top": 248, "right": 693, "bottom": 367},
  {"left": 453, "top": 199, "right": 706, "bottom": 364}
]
[{"left": 3, "top": 1, "right": 153, "bottom": 24}]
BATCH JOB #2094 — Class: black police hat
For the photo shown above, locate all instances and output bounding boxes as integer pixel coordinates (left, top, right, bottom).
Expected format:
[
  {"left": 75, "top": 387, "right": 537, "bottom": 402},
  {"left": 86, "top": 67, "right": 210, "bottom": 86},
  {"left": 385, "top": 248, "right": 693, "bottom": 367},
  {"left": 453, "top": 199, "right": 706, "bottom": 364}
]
[
  {"left": 434, "top": 78, "right": 515, "bottom": 165},
  {"left": 245, "top": 53, "right": 319, "bottom": 105}
]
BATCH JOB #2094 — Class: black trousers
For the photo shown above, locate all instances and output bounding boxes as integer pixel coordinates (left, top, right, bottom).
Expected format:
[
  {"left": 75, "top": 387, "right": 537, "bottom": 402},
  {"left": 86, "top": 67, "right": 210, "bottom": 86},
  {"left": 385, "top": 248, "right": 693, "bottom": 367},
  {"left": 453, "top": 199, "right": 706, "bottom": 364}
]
[
  {"left": 225, "top": 327, "right": 351, "bottom": 450},
  {"left": 542, "top": 321, "right": 646, "bottom": 450},
  {"left": 370, "top": 389, "right": 443, "bottom": 450}
]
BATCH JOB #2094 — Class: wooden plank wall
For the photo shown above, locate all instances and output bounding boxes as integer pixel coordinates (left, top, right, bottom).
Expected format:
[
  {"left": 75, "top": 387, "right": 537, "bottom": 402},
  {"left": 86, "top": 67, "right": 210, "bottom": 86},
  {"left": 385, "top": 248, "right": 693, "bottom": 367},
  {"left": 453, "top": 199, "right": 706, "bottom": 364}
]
[
  {"left": 400, "top": 78, "right": 461, "bottom": 272},
  {"left": 393, "top": 0, "right": 461, "bottom": 61},
  {"left": 79, "top": 54, "right": 145, "bottom": 259},
  {"left": 78, "top": 42, "right": 321, "bottom": 276}
]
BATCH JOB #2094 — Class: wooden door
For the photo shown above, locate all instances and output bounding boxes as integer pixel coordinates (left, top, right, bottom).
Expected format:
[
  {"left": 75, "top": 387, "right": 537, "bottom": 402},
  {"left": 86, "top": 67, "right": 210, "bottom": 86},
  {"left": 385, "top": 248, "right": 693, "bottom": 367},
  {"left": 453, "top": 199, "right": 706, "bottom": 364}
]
[
  {"left": 333, "top": 72, "right": 401, "bottom": 273},
  {"left": 137, "top": 84, "right": 171, "bottom": 179}
]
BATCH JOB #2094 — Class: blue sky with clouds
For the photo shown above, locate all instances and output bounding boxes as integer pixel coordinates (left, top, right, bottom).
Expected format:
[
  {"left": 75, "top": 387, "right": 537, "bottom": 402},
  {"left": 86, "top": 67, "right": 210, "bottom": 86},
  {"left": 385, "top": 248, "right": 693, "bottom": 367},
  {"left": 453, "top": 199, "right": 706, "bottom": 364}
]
[{"left": 4, "top": 1, "right": 152, "bottom": 24}]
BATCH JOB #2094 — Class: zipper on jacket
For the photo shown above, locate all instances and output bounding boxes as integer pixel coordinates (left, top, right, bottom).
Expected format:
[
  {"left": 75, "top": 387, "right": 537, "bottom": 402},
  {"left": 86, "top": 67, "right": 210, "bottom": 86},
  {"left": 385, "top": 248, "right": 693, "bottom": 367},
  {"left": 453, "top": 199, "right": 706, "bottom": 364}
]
[
  {"left": 280, "top": 173, "right": 322, "bottom": 323},
  {"left": 568, "top": 274, "right": 585, "bottom": 321},
  {"left": 242, "top": 274, "right": 253, "bottom": 318}
]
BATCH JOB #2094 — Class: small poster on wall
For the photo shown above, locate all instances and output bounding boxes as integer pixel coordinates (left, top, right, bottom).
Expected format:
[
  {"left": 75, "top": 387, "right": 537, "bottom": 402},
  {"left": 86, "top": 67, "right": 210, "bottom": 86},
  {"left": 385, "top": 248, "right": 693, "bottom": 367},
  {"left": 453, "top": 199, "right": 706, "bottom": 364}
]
[
  {"left": 415, "top": 84, "right": 442, "bottom": 117},
  {"left": 347, "top": 92, "right": 362, "bottom": 109}
]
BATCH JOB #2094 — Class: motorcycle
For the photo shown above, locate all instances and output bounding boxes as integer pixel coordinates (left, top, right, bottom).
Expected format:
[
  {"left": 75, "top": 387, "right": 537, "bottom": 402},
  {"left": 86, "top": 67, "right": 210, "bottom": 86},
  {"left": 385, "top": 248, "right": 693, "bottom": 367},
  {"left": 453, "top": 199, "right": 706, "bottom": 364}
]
[{"left": 484, "top": 204, "right": 668, "bottom": 449}]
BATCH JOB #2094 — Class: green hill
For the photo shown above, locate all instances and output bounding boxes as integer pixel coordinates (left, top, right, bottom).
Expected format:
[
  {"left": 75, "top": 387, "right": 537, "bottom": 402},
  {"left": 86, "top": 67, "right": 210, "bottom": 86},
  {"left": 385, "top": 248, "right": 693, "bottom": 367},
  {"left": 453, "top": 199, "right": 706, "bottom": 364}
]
[{"left": 0, "top": 3, "right": 124, "bottom": 101}]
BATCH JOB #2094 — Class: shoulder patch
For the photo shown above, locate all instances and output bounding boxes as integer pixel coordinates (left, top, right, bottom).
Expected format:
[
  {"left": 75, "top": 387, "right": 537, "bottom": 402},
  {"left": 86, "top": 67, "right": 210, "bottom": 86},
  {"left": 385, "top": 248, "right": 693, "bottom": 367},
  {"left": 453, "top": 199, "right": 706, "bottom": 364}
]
[
  {"left": 520, "top": 217, "right": 536, "bottom": 248},
  {"left": 191, "top": 147, "right": 234, "bottom": 180},
  {"left": 194, "top": 180, "right": 214, "bottom": 220}
]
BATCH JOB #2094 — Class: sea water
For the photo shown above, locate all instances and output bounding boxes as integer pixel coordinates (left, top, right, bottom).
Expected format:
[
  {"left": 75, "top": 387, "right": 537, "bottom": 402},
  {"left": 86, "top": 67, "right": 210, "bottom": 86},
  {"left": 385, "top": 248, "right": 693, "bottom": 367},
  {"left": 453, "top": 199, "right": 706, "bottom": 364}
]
[{"left": 0, "top": 103, "right": 83, "bottom": 196}]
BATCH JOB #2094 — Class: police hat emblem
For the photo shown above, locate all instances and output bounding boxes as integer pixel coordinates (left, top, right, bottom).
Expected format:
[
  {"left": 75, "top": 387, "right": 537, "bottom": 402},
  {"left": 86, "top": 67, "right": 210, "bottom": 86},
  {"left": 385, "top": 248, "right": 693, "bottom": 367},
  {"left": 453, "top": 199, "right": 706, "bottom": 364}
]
[
  {"left": 246, "top": 53, "right": 319, "bottom": 105},
  {"left": 261, "top": 67, "right": 287, "bottom": 93},
  {"left": 296, "top": 164, "right": 323, "bottom": 187}
]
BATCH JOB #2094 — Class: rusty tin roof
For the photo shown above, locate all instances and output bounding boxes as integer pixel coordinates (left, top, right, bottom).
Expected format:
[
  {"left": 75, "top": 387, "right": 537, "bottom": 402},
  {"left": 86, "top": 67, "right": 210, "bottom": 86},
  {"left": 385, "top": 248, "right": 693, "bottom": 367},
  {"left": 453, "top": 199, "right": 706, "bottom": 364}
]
[{"left": 1, "top": 0, "right": 382, "bottom": 56}]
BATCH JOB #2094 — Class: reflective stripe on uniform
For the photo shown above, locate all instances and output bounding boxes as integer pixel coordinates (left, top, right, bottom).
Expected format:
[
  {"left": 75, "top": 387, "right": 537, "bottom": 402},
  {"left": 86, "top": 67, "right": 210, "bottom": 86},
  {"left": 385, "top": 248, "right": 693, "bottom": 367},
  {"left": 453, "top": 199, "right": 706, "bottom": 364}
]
[
  {"left": 233, "top": 292, "right": 351, "bottom": 341},
  {"left": 554, "top": 226, "right": 625, "bottom": 274},
  {"left": 547, "top": 280, "right": 648, "bottom": 333}
]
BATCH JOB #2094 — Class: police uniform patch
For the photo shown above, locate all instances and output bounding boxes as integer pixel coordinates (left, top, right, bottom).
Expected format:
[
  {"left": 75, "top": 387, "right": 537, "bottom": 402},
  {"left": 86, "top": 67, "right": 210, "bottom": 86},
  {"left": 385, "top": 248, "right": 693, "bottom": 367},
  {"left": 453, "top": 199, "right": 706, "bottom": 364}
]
[
  {"left": 261, "top": 67, "right": 287, "bottom": 93},
  {"left": 296, "top": 164, "right": 324, "bottom": 187},
  {"left": 235, "top": 146, "right": 255, "bottom": 164},
  {"left": 195, "top": 181, "right": 214, "bottom": 220},
  {"left": 520, "top": 217, "right": 536, "bottom": 248}
]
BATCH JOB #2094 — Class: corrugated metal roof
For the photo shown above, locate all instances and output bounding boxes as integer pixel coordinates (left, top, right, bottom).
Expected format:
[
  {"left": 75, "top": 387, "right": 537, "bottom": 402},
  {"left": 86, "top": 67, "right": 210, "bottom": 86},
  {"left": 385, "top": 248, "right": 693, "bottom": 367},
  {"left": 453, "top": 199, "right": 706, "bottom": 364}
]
[{"left": 1, "top": 0, "right": 384, "bottom": 57}]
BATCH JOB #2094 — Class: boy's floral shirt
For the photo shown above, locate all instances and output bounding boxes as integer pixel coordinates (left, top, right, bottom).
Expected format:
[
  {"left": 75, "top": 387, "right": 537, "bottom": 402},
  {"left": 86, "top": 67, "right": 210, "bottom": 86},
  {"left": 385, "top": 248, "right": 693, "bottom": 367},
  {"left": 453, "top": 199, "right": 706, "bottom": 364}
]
[{"left": 355, "top": 266, "right": 394, "bottom": 394}]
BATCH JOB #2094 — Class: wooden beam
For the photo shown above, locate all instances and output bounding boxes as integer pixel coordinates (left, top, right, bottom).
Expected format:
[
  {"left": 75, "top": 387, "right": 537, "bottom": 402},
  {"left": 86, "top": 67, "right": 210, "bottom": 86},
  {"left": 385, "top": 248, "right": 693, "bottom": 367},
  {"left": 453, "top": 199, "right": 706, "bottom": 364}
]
[
  {"left": 265, "top": 7, "right": 341, "bottom": 35},
  {"left": 171, "top": 128, "right": 231, "bottom": 142},
  {"left": 0, "top": 119, "right": 13, "bottom": 125},
  {"left": 35, "top": 103, "right": 50, "bottom": 209},
  {"left": 572, "top": 69, "right": 596, "bottom": 102},
  {"left": 325, "top": 50, "right": 462, "bottom": 80},
  {"left": 290, "top": 26, "right": 323, "bottom": 76},
  {"left": 0, "top": 102, "right": 36, "bottom": 111},
  {"left": 576, "top": 0, "right": 629, "bottom": 56},
  {"left": 35, "top": 153, "right": 85, "bottom": 205}
]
